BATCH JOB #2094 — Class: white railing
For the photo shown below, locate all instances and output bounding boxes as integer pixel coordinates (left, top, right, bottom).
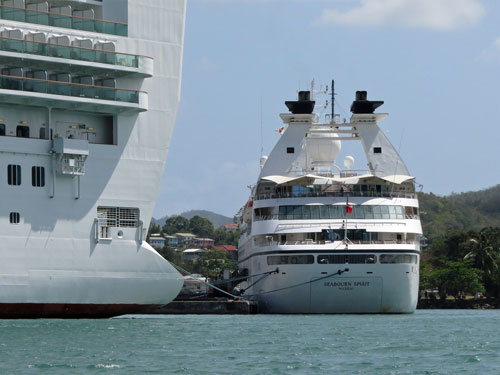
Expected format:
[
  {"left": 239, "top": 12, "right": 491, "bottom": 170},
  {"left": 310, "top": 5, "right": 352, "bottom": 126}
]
[
  {"left": 255, "top": 191, "right": 417, "bottom": 201},
  {"left": 254, "top": 239, "right": 418, "bottom": 247}
]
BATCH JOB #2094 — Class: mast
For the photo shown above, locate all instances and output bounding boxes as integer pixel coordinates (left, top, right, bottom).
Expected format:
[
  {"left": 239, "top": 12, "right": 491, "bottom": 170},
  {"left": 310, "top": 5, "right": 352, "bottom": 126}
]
[{"left": 331, "top": 79, "right": 335, "bottom": 122}]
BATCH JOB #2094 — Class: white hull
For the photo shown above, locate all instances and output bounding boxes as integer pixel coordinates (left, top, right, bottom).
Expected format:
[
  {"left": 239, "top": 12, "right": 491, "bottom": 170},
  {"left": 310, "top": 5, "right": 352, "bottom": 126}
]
[
  {"left": 243, "top": 253, "right": 419, "bottom": 314},
  {"left": 0, "top": 0, "right": 187, "bottom": 317},
  {"left": 237, "top": 89, "right": 423, "bottom": 314}
]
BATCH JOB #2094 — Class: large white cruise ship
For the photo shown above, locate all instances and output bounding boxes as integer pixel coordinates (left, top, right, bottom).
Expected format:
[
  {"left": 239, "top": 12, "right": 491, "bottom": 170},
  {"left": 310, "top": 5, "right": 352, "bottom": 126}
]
[
  {"left": 0, "top": 0, "right": 186, "bottom": 318},
  {"left": 237, "top": 88, "right": 422, "bottom": 313}
]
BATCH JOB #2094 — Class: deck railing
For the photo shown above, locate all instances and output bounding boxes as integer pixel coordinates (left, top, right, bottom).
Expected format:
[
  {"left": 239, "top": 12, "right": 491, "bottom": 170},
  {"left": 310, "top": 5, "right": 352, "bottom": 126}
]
[
  {"left": 255, "top": 191, "right": 417, "bottom": 201},
  {"left": 0, "top": 36, "right": 140, "bottom": 68},
  {"left": 254, "top": 239, "right": 418, "bottom": 247},
  {"left": 0, "top": 4, "right": 127, "bottom": 36},
  {"left": 0, "top": 74, "right": 141, "bottom": 104}
]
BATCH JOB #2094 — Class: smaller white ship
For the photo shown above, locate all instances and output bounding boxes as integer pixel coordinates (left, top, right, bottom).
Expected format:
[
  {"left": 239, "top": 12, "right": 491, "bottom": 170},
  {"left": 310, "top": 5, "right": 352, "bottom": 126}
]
[{"left": 236, "top": 85, "right": 422, "bottom": 313}]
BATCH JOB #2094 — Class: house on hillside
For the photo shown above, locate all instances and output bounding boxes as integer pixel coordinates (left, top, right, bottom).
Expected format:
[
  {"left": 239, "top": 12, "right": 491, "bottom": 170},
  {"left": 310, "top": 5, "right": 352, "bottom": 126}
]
[
  {"left": 213, "top": 245, "right": 238, "bottom": 261},
  {"left": 224, "top": 223, "right": 239, "bottom": 232},
  {"left": 148, "top": 234, "right": 166, "bottom": 249},
  {"left": 165, "top": 235, "right": 179, "bottom": 247},
  {"left": 182, "top": 248, "right": 206, "bottom": 261},
  {"left": 193, "top": 238, "right": 215, "bottom": 248},
  {"left": 175, "top": 233, "right": 197, "bottom": 246}
]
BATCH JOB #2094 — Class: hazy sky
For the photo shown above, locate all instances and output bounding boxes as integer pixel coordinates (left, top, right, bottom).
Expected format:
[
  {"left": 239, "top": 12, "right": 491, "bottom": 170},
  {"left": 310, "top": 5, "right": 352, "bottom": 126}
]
[{"left": 154, "top": 0, "right": 500, "bottom": 218}]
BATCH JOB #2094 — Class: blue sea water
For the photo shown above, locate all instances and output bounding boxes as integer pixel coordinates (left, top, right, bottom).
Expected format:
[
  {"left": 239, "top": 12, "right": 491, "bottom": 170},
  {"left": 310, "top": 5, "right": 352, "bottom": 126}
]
[{"left": 0, "top": 310, "right": 499, "bottom": 374}]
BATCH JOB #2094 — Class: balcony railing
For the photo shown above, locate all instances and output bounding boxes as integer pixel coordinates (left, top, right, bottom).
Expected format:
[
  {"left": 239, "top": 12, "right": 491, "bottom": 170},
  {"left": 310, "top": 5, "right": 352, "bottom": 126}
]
[
  {"left": 254, "top": 239, "right": 418, "bottom": 247},
  {"left": 0, "top": 36, "right": 139, "bottom": 68},
  {"left": 0, "top": 4, "right": 127, "bottom": 36},
  {"left": 255, "top": 191, "right": 417, "bottom": 201},
  {"left": 0, "top": 74, "right": 141, "bottom": 104}
]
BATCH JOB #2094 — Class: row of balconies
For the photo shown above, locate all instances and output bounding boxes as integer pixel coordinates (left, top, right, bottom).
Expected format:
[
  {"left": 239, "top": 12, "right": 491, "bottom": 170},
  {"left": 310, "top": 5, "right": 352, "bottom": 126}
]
[
  {"left": 0, "top": 0, "right": 127, "bottom": 36},
  {"left": 1, "top": 67, "right": 139, "bottom": 103},
  {"left": 0, "top": 30, "right": 138, "bottom": 68}
]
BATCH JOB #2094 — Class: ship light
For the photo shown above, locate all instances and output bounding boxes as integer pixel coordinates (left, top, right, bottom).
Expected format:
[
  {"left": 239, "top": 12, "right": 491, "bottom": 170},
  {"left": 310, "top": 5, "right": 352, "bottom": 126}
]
[{"left": 20, "top": 121, "right": 28, "bottom": 125}]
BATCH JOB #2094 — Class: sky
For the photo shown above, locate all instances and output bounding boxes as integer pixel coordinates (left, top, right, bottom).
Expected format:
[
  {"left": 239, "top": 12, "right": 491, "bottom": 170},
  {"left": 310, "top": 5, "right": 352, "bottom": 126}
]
[{"left": 154, "top": 0, "right": 500, "bottom": 219}]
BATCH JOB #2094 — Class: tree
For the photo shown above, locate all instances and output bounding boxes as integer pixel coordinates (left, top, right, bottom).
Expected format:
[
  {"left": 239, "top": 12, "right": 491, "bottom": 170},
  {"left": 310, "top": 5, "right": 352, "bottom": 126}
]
[
  {"left": 188, "top": 216, "right": 214, "bottom": 238},
  {"left": 163, "top": 216, "right": 190, "bottom": 235},
  {"left": 191, "top": 249, "right": 236, "bottom": 278},
  {"left": 464, "top": 227, "right": 500, "bottom": 276},
  {"left": 147, "top": 222, "right": 161, "bottom": 241},
  {"left": 429, "top": 261, "right": 484, "bottom": 300}
]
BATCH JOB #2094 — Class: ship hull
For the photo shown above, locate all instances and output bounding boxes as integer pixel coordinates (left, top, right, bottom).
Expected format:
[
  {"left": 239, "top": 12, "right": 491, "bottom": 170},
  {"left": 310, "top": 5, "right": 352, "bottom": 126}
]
[
  {"left": 242, "top": 252, "right": 419, "bottom": 314},
  {"left": 0, "top": 303, "right": 161, "bottom": 319}
]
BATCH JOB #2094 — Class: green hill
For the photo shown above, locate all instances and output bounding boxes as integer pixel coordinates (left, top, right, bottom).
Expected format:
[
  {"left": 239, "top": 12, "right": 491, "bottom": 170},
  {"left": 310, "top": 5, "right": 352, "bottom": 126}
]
[
  {"left": 419, "top": 184, "right": 500, "bottom": 241},
  {"left": 154, "top": 210, "right": 233, "bottom": 229}
]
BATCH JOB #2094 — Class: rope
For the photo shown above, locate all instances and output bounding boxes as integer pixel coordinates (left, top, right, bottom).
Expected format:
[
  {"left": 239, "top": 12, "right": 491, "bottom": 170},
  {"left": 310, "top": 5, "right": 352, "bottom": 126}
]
[
  {"left": 170, "top": 262, "right": 349, "bottom": 302},
  {"left": 170, "top": 263, "right": 245, "bottom": 300},
  {"left": 242, "top": 268, "right": 349, "bottom": 298},
  {"left": 239, "top": 268, "right": 279, "bottom": 294}
]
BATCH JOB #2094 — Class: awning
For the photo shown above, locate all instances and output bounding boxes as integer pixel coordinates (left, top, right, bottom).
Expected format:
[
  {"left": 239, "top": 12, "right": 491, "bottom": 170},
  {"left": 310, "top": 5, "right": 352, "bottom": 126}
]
[{"left": 261, "top": 173, "right": 414, "bottom": 186}]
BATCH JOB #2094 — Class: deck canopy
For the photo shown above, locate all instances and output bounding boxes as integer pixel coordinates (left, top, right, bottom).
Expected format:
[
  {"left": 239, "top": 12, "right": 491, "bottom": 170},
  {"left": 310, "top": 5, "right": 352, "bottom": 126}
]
[{"left": 260, "top": 174, "right": 414, "bottom": 186}]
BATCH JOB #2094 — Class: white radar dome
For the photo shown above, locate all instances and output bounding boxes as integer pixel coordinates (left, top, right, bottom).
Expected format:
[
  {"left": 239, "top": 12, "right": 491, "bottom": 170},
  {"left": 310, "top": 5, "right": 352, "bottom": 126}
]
[
  {"left": 344, "top": 155, "right": 355, "bottom": 170},
  {"left": 305, "top": 132, "right": 341, "bottom": 167}
]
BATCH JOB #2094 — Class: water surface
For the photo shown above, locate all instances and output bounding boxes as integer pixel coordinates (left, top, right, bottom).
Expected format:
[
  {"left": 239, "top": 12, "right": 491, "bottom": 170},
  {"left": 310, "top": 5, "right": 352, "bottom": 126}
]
[{"left": 0, "top": 310, "right": 498, "bottom": 374}]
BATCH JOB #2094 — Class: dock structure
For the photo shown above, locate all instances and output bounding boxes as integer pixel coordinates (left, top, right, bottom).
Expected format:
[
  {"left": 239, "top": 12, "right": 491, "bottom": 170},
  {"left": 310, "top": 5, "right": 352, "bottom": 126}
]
[{"left": 142, "top": 299, "right": 258, "bottom": 315}]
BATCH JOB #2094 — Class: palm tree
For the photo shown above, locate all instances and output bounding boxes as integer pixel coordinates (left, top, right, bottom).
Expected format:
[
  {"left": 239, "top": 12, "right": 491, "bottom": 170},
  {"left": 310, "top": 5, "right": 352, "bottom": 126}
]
[{"left": 464, "top": 227, "right": 500, "bottom": 276}]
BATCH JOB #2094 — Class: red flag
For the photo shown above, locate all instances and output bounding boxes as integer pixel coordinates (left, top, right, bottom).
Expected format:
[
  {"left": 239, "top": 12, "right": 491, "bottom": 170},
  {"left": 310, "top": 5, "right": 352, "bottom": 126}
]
[{"left": 346, "top": 199, "right": 352, "bottom": 214}]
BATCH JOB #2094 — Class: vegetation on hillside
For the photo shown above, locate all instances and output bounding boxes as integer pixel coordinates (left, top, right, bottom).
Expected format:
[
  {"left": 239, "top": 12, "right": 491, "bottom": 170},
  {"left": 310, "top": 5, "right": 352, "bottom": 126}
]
[{"left": 419, "top": 185, "right": 500, "bottom": 299}]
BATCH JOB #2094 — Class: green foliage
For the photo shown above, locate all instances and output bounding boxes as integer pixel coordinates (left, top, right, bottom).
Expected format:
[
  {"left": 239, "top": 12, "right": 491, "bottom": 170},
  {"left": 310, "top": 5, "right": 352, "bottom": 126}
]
[
  {"left": 190, "top": 249, "right": 237, "bottom": 278},
  {"left": 419, "top": 185, "right": 500, "bottom": 243},
  {"left": 213, "top": 227, "right": 240, "bottom": 246},
  {"left": 162, "top": 216, "right": 190, "bottom": 235},
  {"left": 147, "top": 222, "right": 161, "bottom": 240},
  {"left": 427, "top": 261, "right": 484, "bottom": 300},
  {"left": 188, "top": 215, "right": 214, "bottom": 238}
]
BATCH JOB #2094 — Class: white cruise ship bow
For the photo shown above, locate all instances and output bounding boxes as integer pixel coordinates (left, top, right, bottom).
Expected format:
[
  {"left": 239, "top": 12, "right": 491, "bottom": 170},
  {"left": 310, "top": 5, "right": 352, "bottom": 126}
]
[{"left": 0, "top": 0, "right": 186, "bottom": 318}]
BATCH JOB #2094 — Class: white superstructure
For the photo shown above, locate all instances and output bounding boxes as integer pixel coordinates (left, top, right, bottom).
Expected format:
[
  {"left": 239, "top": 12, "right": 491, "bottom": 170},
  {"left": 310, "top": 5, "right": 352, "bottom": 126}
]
[
  {"left": 0, "top": 0, "right": 186, "bottom": 318},
  {"left": 237, "top": 89, "right": 421, "bottom": 313}
]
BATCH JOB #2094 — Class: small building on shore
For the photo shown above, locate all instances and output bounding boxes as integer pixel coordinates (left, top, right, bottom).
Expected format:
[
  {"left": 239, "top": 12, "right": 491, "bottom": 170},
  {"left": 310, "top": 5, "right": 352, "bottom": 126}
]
[{"left": 182, "top": 248, "right": 206, "bottom": 261}]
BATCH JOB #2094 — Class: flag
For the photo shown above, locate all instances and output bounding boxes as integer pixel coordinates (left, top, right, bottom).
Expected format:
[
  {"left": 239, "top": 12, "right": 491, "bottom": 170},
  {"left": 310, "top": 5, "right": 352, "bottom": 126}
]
[
  {"left": 346, "top": 199, "right": 352, "bottom": 214},
  {"left": 275, "top": 126, "right": 285, "bottom": 135}
]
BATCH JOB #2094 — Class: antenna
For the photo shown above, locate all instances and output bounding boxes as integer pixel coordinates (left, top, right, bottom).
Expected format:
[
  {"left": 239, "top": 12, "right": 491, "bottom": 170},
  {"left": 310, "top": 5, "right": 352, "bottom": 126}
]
[
  {"left": 331, "top": 79, "right": 335, "bottom": 121},
  {"left": 260, "top": 96, "right": 264, "bottom": 160}
]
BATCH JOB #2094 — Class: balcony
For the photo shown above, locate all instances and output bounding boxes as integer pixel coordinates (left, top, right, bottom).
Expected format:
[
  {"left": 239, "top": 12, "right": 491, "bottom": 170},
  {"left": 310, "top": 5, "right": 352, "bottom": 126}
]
[
  {"left": 0, "top": 37, "right": 153, "bottom": 77},
  {"left": 0, "top": 74, "right": 147, "bottom": 113},
  {"left": 0, "top": 4, "right": 127, "bottom": 37}
]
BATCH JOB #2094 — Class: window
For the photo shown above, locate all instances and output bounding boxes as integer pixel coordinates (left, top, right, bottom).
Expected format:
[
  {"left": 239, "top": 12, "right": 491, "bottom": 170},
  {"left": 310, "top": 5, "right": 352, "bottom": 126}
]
[
  {"left": 31, "top": 166, "right": 45, "bottom": 187},
  {"left": 7, "top": 164, "right": 21, "bottom": 185},
  {"left": 278, "top": 205, "right": 406, "bottom": 220},
  {"left": 0, "top": 123, "right": 5, "bottom": 136},
  {"left": 318, "top": 254, "right": 377, "bottom": 264},
  {"left": 380, "top": 254, "right": 418, "bottom": 264},
  {"left": 267, "top": 255, "right": 314, "bottom": 265},
  {"left": 16, "top": 125, "right": 29, "bottom": 138},
  {"left": 373, "top": 147, "right": 382, "bottom": 153},
  {"left": 286, "top": 147, "right": 295, "bottom": 154},
  {"left": 9, "top": 212, "right": 20, "bottom": 224}
]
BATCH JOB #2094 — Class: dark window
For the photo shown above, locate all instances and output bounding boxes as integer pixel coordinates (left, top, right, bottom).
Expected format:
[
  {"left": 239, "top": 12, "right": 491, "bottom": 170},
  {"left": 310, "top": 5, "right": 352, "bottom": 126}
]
[
  {"left": 16, "top": 125, "right": 29, "bottom": 138},
  {"left": 31, "top": 166, "right": 45, "bottom": 187},
  {"left": 0, "top": 123, "right": 5, "bottom": 136},
  {"left": 318, "top": 254, "right": 376, "bottom": 264},
  {"left": 373, "top": 147, "right": 382, "bottom": 154},
  {"left": 7, "top": 165, "right": 21, "bottom": 185},
  {"left": 286, "top": 147, "right": 294, "bottom": 154},
  {"left": 9, "top": 212, "right": 20, "bottom": 224},
  {"left": 380, "top": 254, "right": 418, "bottom": 264},
  {"left": 267, "top": 255, "right": 314, "bottom": 265}
]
